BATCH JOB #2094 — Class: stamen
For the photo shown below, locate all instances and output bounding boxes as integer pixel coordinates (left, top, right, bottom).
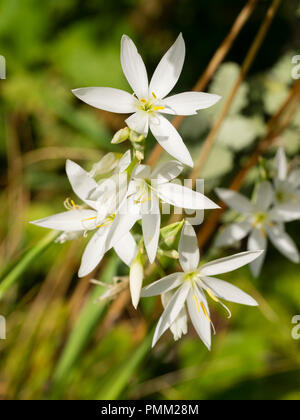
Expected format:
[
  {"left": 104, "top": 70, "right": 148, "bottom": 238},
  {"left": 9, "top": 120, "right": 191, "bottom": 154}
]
[
  {"left": 206, "top": 288, "right": 219, "bottom": 302},
  {"left": 153, "top": 106, "right": 165, "bottom": 111},
  {"left": 218, "top": 300, "right": 232, "bottom": 319},
  {"left": 140, "top": 98, "right": 147, "bottom": 103},
  {"left": 64, "top": 197, "right": 82, "bottom": 210},
  {"left": 152, "top": 92, "right": 157, "bottom": 99},
  {"left": 200, "top": 302, "right": 211, "bottom": 323},
  {"left": 193, "top": 294, "right": 201, "bottom": 313}
]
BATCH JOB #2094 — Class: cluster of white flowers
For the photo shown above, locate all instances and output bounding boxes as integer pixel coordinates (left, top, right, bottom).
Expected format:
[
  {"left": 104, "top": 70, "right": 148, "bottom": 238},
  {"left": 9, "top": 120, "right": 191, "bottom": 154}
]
[
  {"left": 216, "top": 147, "right": 300, "bottom": 277},
  {"left": 31, "top": 34, "right": 272, "bottom": 349}
]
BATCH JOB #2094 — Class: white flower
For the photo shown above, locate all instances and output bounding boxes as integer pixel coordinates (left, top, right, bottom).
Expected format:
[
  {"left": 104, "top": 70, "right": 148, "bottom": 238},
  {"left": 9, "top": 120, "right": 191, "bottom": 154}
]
[
  {"left": 129, "top": 160, "right": 219, "bottom": 263},
  {"left": 141, "top": 221, "right": 261, "bottom": 348},
  {"left": 216, "top": 181, "right": 300, "bottom": 277},
  {"left": 273, "top": 147, "right": 300, "bottom": 212},
  {"left": 31, "top": 158, "right": 139, "bottom": 277},
  {"left": 72, "top": 34, "right": 221, "bottom": 167}
]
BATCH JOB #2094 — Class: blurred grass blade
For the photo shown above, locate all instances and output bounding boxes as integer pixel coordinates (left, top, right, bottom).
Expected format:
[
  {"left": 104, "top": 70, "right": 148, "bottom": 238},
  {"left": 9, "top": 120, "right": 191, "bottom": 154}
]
[
  {"left": 0, "top": 231, "right": 59, "bottom": 299},
  {"left": 51, "top": 256, "right": 119, "bottom": 395},
  {"left": 97, "top": 329, "right": 153, "bottom": 400}
]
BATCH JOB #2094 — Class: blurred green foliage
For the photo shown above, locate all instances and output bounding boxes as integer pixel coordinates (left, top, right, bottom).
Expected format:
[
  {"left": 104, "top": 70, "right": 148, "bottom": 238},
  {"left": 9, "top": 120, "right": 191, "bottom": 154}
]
[{"left": 0, "top": 0, "right": 299, "bottom": 401}]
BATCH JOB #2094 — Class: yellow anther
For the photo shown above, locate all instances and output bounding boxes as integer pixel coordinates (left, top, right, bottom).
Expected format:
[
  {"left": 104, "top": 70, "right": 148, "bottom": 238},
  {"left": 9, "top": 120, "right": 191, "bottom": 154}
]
[
  {"left": 200, "top": 302, "right": 212, "bottom": 323},
  {"left": 82, "top": 216, "right": 97, "bottom": 222},
  {"left": 152, "top": 92, "right": 157, "bottom": 99},
  {"left": 193, "top": 295, "right": 200, "bottom": 313},
  {"left": 206, "top": 288, "right": 219, "bottom": 302},
  {"left": 64, "top": 197, "right": 81, "bottom": 210},
  {"left": 153, "top": 106, "right": 165, "bottom": 111},
  {"left": 140, "top": 98, "right": 147, "bottom": 103}
]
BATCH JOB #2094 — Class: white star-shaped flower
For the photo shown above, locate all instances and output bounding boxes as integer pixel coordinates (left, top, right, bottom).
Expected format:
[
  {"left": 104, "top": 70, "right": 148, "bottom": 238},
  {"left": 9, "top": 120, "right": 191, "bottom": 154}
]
[
  {"left": 129, "top": 160, "right": 219, "bottom": 263},
  {"left": 216, "top": 181, "right": 300, "bottom": 277},
  {"left": 31, "top": 156, "right": 139, "bottom": 277},
  {"left": 72, "top": 34, "right": 221, "bottom": 167},
  {"left": 141, "top": 221, "right": 262, "bottom": 348}
]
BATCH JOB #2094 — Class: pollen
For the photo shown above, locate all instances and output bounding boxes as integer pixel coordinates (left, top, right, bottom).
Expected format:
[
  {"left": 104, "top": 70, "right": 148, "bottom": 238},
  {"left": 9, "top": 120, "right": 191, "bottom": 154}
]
[
  {"left": 153, "top": 106, "right": 165, "bottom": 111},
  {"left": 152, "top": 92, "right": 157, "bottom": 99}
]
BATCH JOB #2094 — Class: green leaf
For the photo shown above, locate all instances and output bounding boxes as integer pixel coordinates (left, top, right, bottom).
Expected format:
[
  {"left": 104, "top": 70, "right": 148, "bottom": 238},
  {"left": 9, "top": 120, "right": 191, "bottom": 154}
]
[
  {"left": 96, "top": 329, "right": 153, "bottom": 400},
  {"left": 50, "top": 256, "right": 119, "bottom": 395},
  {"left": 0, "top": 231, "right": 59, "bottom": 299}
]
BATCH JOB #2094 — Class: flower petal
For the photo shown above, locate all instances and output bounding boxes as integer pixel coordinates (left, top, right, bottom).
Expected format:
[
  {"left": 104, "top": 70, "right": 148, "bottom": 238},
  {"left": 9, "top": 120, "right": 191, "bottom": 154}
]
[
  {"left": 152, "top": 282, "right": 190, "bottom": 347},
  {"left": 131, "top": 164, "right": 151, "bottom": 180},
  {"left": 267, "top": 225, "right": 299, "bottom": 263},
  {"left": 269, "top": 203, "right": 300, "bottom": 222},
  {"left": 203, "top": 277, "right": 258, "bottom": 306},
  {"left": 149, "top": 114, "right": 193, "bottom": 167},
  {"left": 72, "top": 87, "right": 137, "bottom": 113},
  {"left": 200, "top": 250, "right": 264, "bottom": 277},
  {"left": 65, "top": 160, "right": 99, "bottom": 208},
  {"left": 142, "top": 194, "right": 161, "bottom": 263},
  {"left": 149, "top": 33, "right": 185, "bottom": 99},
  {"left": 78, "top": 225, "right": 111, "bottom": 277},
  {"left": 125, "top": 111, "right": 149, "bottom": 136},
  {"left": 216, "top": 188, "right": 254, "bottom": 214},
  {"left": 161, "top": 291, "right": 188, "bottom": 341},
  {"left": 157, "top": 182, "right": 219, "bottom": 209},
  {"left": 215, "top": 221, "right": 251, "bottom": 247},
  {"left": 141, "top": 273, "right": 184, "bottom": 297},
  {"left": 161, "top": 92, "right": 221, "bottom": 115},
  {"left": 275, "top": 147, "right": 287, "bottom": 181},
  {"left": 187, "top": 287, "right": 211, "bottom": 350},
  {"left": 151, "top": 160, "right": 184, "bottom": 184},
  {"left": 255, "top": 181, "right": 274, "bottom": 211},
  {"left": 129, "top": 257, "right": 144, "bottom": 309},
  {"left": 121, "top": 35, "right": 148, "bottom": 99},
  {"left": 30, "top": 209, "right": 97, "bottom": 232},
  {"left": 288, "top": 168, "right": 300, "bottom": 188},
  {"left": 179, "top": 221, "right": 199, "bottom": 272},
  {"left": 114, "top": 232, "right": 137, "bottom": 266},
  {"left": 247, "top": 228, "right": 267, "bottom": 278}
]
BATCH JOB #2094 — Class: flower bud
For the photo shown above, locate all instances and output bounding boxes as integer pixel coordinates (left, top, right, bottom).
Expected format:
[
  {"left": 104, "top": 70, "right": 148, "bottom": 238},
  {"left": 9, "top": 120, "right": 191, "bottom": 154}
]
[{"left": 111, "top": 127, "right": 130, "bottom": 144}]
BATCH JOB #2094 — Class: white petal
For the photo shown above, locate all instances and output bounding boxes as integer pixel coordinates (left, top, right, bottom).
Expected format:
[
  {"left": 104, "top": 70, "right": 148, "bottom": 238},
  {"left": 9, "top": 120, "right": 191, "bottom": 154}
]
[
  {"left": 275, "top": 147, "right": 287, "bottom": 181},
  {"left": 203, "top": 277, "right": 258, "bottom": 306},
  {"left": 200, "top": 250, "right": 264, "bottom": 277},
  {"left": 141, "top": 273, "right": 184, "bottom": 297},
  {"left": 215, "top": 221, "right": 251, "bottom": 247},
  {"left": 216, "top": 188, "right": 254, "bottom": 214},
  {"left": 114, "top": 232, "right": 137, "bottom": 266},
  {"left": 72, "top": 87, "right": 137, "bottom": 113},
  {"left": 187, "top": 287, "right": 211, "bottom": 350},
  {"left": 30, "top": 209, "right": 97, "bottom": 232},
  {"left": 66, "top": 160, "right": 99, "bottom": 208},
  {"left": 288, "top": 168, "right": 300, "bottom": 188},
  {"left": 78, "top": 225, "right": 111, "bottom": 277},
  {"left": 269, "top": 203, "right": 300, "bottom": 222},
  {"left": 152, "top": 283, "right": 190, "bottom": 347},
  {"left": 149, "top": 113, "right": 193, "bottom": 167},
  {"left": 149, "top": 33, "right": 185, "bottom": 99},
  {"left": 267, "top": 225, "right": 299, "bottom": 263},
  {"left": 105, "top": 199, "right": 141, "bottom": 250},
  {"left": 179, "top": 221, "right": 199, "bottom": 272},
  {"left": 129, "top": 257, "right": 144, "bottom": 309},
  {"left": 142, "top": 195, "right": 161, "bottom": 263},
  {"left": 117, "top": 150, "right": 132, "bottom": 173},
  {"left": 89, "top": 153, "right": 119, "bottom": 177},
  {"left": 151, "top": 160, "right": 184, "bottom": 184},
  {"left": 131, "top": 164, "right": 151, "bottom": 180},
  {"left": 157, "top": 182, "right": 219, "bottom": 209},
  {"left": 161, "top": 92, "right": 221, "bottom": 115},
  {"left": 125, "top": 111, "right": 149, "bottom": 136},
  {"left": 121, "top": 35, "right": 148, "bottom": 99},
  {"left": 161, "top": 291, "right": 188, "bottom": 341},
  {"left": 255, "top": 181, "right": 274, "bottom": 211},
  {"left": 247, "top": 228, "right": 267, "bottom": 278}
]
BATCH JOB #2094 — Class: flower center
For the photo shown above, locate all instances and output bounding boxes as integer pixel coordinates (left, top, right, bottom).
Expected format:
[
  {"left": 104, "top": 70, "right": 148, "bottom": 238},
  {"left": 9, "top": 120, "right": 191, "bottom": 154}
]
[
  {"left": 138, "top": 92, "right": 165, "bottom": 113},
  {"left": 276, "top": 189, "right": 297, "bottom": 204}
]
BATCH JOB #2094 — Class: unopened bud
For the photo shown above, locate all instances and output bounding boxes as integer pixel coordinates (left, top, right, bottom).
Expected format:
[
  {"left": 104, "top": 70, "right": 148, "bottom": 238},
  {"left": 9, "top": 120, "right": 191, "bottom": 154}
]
[{"left": 111, "top": 127, "right": 130, "bottom": 144}]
